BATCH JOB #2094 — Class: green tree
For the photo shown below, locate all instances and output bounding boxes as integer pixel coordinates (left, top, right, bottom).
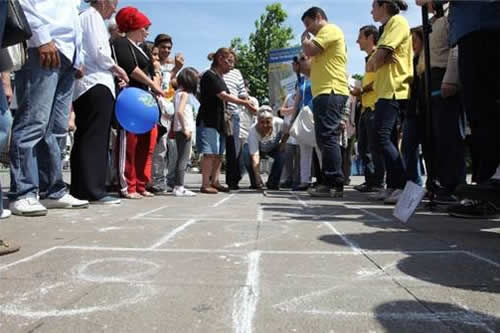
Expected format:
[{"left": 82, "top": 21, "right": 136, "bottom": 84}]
[{"left": 230, "top": 3, "right": 294, "bottom": 102}]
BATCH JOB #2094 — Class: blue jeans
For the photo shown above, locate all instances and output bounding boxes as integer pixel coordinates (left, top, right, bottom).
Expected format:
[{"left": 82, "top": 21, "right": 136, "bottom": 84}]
[
  {"left": 358, "top": 109, "right": 385, "bottom": 187},
  {"left": 0, "top": 0, "right": 8, "bottom": 214},
  {"left": 312, "top": 93, "right": 348, "bottom": 187},
  {"left": 241, "top": 143, "right": 257, "bottom": 187},
  {"left": 374, "top": 99, "right": 407, "bottom": 189},
  {"left": 9, "top": 48, "right": 75, "bottom": 200},
  {"left": 263, "top": 148, "right": 286, "bottom": 187},
  {"left": 402, "top": 113, "right": 424, "bottom": 186}
]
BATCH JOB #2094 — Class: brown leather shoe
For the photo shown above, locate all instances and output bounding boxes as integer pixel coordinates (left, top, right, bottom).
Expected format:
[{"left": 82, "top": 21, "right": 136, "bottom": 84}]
[
  {"left": 212, "top": 183, "right": 230, "bottom": 193},
  {"left": 200, "top": 186, "right": 218, "bottom": 194}
]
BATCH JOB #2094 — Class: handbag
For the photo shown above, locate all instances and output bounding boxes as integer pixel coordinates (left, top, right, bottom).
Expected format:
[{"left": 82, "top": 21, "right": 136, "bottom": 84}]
[
  {"left": 0, "top": 43, "right": 27, "bottom": 72},
  {"left": 2, "top": 0, "right": 33, "bottom": 48},
  {"left": 223, "top": 107, "right": 234, "bottom": 137},
  {"left": 289, "top": 105, "right": 316, "bottom": 147}
]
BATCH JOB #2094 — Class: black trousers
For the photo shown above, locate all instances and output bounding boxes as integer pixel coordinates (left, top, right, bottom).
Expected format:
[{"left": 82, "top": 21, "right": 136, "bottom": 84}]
[
  {"left": 70, "top": 85, "right": 114, "bottom": 201},
  {"left": 458, "top": 30, "right": 500, "bottom": 183},
  {"left": 225, "top": 134, "right": 241, "bottom": 186}
]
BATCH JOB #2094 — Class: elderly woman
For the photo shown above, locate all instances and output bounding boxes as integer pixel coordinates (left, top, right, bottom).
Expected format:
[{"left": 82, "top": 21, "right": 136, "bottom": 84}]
[
  {"left": 71, "top": 0, "right": 129, "bottom": 204},
  {"left": 245, "top": 107, "right": 287, "bottom": 190},
  {"left": 112, "top": 6, "right": 165, "bottom": 199},
  {"left": 197, "top": 48, "right": 256, "bottom": 194}
]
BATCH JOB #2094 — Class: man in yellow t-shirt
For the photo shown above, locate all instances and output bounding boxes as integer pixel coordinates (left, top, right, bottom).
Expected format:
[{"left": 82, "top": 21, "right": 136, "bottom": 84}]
[
  {"left": 350, "top": 25, "right": 385, "bottom": 193},
  {"left": 301, "top": 6, "right": 349, "bottom": 198}
]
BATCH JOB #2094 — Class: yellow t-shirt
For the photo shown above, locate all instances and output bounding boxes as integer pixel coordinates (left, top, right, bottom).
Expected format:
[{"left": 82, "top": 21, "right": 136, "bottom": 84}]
[
  {"left": 374, "top": 14, "right": 413, "bottom": 101},
  {"left": 362, "top": 52, "right": 377, "bottom": 110},
  {"left": 310, "top": 24, "right": 349, "bottom": 97}
]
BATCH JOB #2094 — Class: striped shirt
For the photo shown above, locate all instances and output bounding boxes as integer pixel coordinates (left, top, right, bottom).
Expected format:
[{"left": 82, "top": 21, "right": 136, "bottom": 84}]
[{"left": 223, "top": 69, "right": 247, "bottom": 114}]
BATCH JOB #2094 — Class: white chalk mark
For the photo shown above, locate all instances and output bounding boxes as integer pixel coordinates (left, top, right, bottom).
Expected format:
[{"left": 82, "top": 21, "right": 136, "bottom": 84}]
[
  {"left": 98, "top": 226, "right": 145, "bottom": 233},
  {"left": 233, "top": 251, "right": 261, "bottom": 333},
  {"left": 0, "top": 284, "right": 157, "bottom": 319},
  {"left": 257, "top": 206, "right": 263, "bottom": 223},
  {"left": 0, "top": 247, "right": 58, "bottom": 274},
  {"left": 148, "top": 219, "right": 198, "bottom": 249},
  {"left": 75, "top": 257, "right": 161, "bottom": 283},
  {"left": 212, "top": 194, "right": 235, "bottom": 208},
  {"left": 323, "top": 222, "right": 362, "bottom": 254},
  {"left": 290, "top": 192, "right": 308, "bottom": 207},
  {"left": 132, "top": 205, "right": 169, "bottom": 220},
  {"left": 344, "top": 205, "right": 391, "bottom": 222},
  {"left": 55, "top": 245, "right": 466, "bottom": 256}
]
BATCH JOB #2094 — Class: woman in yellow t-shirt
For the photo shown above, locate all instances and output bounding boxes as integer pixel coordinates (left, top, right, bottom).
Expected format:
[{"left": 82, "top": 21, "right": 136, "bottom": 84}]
[{"left": 368, "top": 0, "right": 413, "bottom": 204}]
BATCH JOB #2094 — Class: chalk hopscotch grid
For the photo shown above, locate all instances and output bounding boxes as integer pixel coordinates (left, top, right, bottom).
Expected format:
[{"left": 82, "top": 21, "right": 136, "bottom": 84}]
[{"left": 0, "top": 197, "right": 499, "bottom": 333}]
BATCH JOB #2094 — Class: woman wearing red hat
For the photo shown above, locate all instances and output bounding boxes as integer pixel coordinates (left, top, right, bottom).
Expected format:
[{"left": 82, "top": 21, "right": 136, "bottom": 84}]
[{"left": 112, "top": 6, "right": 165, "bottom": 199}]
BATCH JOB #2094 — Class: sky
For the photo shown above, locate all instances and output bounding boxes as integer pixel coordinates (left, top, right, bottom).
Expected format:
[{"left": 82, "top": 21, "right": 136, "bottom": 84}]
[{"left": 81, "top": 0, "right": 423, "bottom": 77}]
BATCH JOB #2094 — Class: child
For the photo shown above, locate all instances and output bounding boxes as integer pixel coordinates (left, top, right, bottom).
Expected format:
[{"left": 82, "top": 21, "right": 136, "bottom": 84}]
[{"left": 173, "top": 67, "right": 200, "bottom": 196}]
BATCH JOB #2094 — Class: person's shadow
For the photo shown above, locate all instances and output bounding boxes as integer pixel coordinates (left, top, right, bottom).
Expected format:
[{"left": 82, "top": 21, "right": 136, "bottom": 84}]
[{"left": 374, "top": 300, "right": 500, "bottom": 332}]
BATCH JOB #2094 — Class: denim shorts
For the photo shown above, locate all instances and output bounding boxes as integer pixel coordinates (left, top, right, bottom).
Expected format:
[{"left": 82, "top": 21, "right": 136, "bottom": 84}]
[{"left": 196, "top": 125, "right": 225, "bottom": 155}]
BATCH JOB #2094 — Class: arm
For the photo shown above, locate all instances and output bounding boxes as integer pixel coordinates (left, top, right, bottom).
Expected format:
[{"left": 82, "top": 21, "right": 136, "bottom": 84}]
[
  {"left": 217, "top": 91, "right": 256, "bottom": 113},
  {"left": 129, "top": 68, "right": 164, "bottom": 97},
  {"left": 85, "top": 13, "right": 129, "bottom": 83},
  {"left": 170, "top": 53, "right": 184, "bottom": 78},
  {"left": 251, "top": 153, "right": 264, "bottom": 187},
  {"left": 301, "top": 34, "right": 323, "bottom": 57},
  {"left": 371, "top": 48, "right": 393, "bottom": 71},
  {"left": 1, "top": 72, "right": 12, "bottom": 104}
]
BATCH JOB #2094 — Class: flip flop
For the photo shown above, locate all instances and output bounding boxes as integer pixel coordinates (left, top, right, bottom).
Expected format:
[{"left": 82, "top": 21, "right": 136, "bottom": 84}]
[{"left": 0, "top": 240, "right": 20, "bottom": 256}]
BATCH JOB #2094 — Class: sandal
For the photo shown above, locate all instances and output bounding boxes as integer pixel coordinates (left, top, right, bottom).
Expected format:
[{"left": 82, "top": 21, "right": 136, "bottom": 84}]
[
  {"left": 212, "top": 183, "right": 230, "bottom": 193},
  {"left": 139, "top": 191, "right": 155, "bottom": 197},
  {"left": 0, "top": 240, "right": 20, "bottom": 256},
  {"left": 200, "top": 186, "right": 218, "bottom": 194},
  {"left": 121, "top": 192, "right": 143, "bottom": 200}
]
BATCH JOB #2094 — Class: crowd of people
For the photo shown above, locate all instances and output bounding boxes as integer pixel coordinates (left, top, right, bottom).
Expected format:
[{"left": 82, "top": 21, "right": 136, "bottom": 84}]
[{"left": 0, "top": 0, "right": 499, "bottom": 255}]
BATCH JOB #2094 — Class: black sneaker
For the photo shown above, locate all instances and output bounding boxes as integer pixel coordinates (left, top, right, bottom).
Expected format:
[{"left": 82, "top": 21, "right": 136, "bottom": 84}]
[
  {"left": 354, "top": 183, "right": 368, "bottom": 192},
  {"left": 147, "top": 185, "right": 169, "bottom": 195},
  {"left": 308, "top": 184, "right": 331, "bottom": 197},
  {"left": 354, "top": 183, "right": 382, "bottom": 193},
  {"left": 456, "top": 180, "right": 500, "bottom": 205},
  {"left": 266, "top": 182, "right": 280, "bottom": 191},
  {"left": 330, "top": 184, "right": 344, "bottom": 198},
  {"left": 280, "top": 180, "right": 293, "bottom": 189},
  {"left": 434, "top": 193, "right": 459, "bottom": 206},
  {"left": 448, "top": 200, "right": 500, "bottom": 219}
]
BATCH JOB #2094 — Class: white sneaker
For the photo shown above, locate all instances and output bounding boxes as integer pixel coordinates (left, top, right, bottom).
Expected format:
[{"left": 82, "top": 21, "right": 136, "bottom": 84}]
[
  {"left": 384, "top": 189, "right": 403, "bottom": 205},
  {"left": 40, "top": 193, "right": 89, "bottom": 209},
  {"left": 174, "top": 187, "right": 196, "bottom": 197},
  {"left": 0, "top": 209, "right": 11, "bottom": 219},
  {"left": 369, "top": 188, "right": 393, "bottom": 201},
  {"left": 10, "top": 198, "right": 48, "bottom": 216}
]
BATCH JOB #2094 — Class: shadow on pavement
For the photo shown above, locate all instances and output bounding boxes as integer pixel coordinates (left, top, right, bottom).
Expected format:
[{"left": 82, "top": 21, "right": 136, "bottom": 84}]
[{"left": 374, "top": 300, "right": 500, "bottom": 332}]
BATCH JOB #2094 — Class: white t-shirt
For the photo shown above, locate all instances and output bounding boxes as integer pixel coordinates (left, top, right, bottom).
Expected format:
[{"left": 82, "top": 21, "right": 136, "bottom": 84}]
[
  {"left": 160, "top": 63, "right": 175, "bottom": 90},
  {"left": 239, "top": 96, "right": 259, "bottom": 141},
  {"left": 173, "top": 91, "right": 196, "bottom": 133},
  {"left": 248, "top": 117, "right": 284, "bottom": 155}
]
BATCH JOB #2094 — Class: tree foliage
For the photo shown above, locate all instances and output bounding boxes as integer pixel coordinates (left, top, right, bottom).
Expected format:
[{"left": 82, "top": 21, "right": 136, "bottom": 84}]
[{"left": 230, "top": 3, "right": 294, "bottom": 102}]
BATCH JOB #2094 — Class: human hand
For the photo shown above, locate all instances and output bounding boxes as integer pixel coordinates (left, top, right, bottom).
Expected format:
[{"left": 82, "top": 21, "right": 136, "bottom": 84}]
[
  {"left": 415, "top": 0, "right": 432, "bottom": 6},
  {"left": 441, "top": 83, "right": 458, "bottom": 98},
  {"left": 151, "top": 82, "right": 166, "bottom": 97},
  {"left": 174, "top": 53, "right": 184, "bottom": 71},
  {"left": 39, "top": 41, "right": 60, "bottom": 69},
  {"left": 350, "top": 86, "right": 362, "bottom": 97},
  {"left": 75, "top": 67, "right": 84, "bottom": 79},
  {"left": 301, "top": 31, "right": 311, "bottom": 43},
  {"left": 113, "top": 65, "right": 130, "bottom": 84},
  {"left": 184, "top": 129, "right": 192, "bottom": 140}
]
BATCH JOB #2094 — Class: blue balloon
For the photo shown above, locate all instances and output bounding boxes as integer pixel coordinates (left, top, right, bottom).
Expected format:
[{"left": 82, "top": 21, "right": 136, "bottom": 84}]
[{"left": 115, "top": 87, "right": 159, "bottom": 134}]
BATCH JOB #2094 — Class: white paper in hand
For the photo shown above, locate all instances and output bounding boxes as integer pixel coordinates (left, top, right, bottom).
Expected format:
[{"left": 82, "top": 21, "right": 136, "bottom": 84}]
[{"left": 393, "top": 181, "right": 427, "bottom": 223}]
